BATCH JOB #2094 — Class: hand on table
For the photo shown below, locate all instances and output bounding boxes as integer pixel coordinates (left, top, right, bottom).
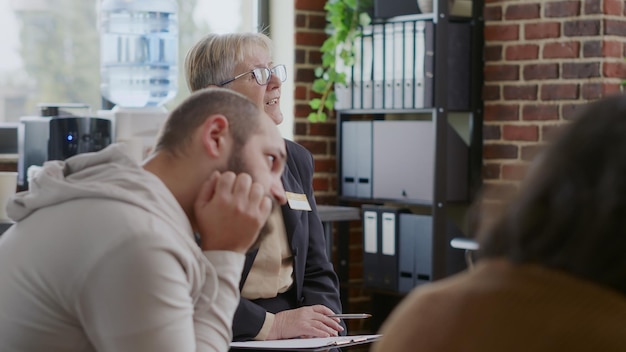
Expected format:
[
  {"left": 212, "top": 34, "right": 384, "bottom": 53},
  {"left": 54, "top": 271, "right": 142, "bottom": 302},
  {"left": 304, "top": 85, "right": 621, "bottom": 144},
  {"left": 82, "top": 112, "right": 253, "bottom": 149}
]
[{"left": 267, "top": 305, "right": 344, "bottom": 340}]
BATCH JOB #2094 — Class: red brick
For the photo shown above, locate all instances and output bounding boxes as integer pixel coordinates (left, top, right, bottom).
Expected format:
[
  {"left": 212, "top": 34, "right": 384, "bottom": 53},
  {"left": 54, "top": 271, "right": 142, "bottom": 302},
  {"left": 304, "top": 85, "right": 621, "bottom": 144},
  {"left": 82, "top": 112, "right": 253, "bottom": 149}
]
[
  {"left": 294, "top": 121, "right": 307, "bottom": 136},
  {"left": 483, "top": 143, "right": 519, "bottom": 159},
  {"left": 603, "top": 40, "right": 623, "bottom": 57},
  {"left": 562, "top": 62, "right": 600, "bottom": 79},
  {"left": 296, "top": 14, "right": 307, "bottom": 27},
  {"left": 503, "top": 85, "right": 538, "bottom": 100},
  {"left": 484, "top": 104, "right": 520, "bottom": 121},
  {"left": 604, "top": 19, "right": 626, "bottom": 36},
  {"left": 503, "top": 125, "right": 539, "bottom": 141},
  {"left": 295, "top": 49, "right": 306, "bottom": 64},
  {"left": 541, "top": 84, "right": 579, "bottom": 100},
  {"left": 564, "top": 20, "right": 601, "bottom": 36},
  {"left": 604, "top": 0, "right": 624, "bottom": 15},
  {"left": 522, "top": 104, "right": 559, "bottom": 121},
  {"left": 483, "top": 85, "right": 501, "bottom": 100},
  {"left": 484, "top": 64, "right": 520, "bottom": 82},
  {"left": 308, "top": 121, "right": 336, "bottom": 136},
  {"left": 584, "top": 0, "right": 602, "bottom": 14},
  {"left": 297, "top": 140, "right": 327, "bottom": 154},
  {"left": 523, "top": 64, "right": 559, "bottom": 80},
  {"left": 295, "top": 67, "right": 316, "bottom": 82},
  {"left": 308, "top": 50, "right": 323, "bottom": 65},
  {"left": 312, "top": 177, "right": 330, "bottom": 191},
  {"left": 485, "top": 24, "right": 520, "bottom": 41},
  {"left": 543, "top": 41, "right": 580, "bottom": 59},
  {"left": 295, "top": 85, "right": 308, "bottom": 100},
  {"left": 603, "top": 61, "right": 626, "bottom": 78},
  {"left": 582, "top": 40, "right": 602, "bottom": 57},
  {"left": 502, "top": 163, "right": 529, "bottom": 181},
  {"left": 484, "top": 5, "right": 502, "bottom": 21},
  {"left": 294, "top": 102, "right": 313, "bottom": 118},
  {"left": 505, "top": 4, "right": 540, "bottom": 20},
  {"left": 313, "top": 158, "right": 336, "bottom": 173},
  {"left": 525, "top": 23, "right": 560, "bottom": 39},
  {"left": 295, "top": 32, "right": 328, "bottom": 47},
  {"left": 484, "top": 124, "right": 501, "bottom": 140},
  {"left": 505, "top": 44, "right": 539, "bottom": 60},
  {"left": 295, "top": 0, "right": 326, "bottom": 11},
  {"left": 309, "top": 14, "right": 327, "bottom": 30},
  {"left": 545, "top": 1, "right": 581, "bottom": 17}
]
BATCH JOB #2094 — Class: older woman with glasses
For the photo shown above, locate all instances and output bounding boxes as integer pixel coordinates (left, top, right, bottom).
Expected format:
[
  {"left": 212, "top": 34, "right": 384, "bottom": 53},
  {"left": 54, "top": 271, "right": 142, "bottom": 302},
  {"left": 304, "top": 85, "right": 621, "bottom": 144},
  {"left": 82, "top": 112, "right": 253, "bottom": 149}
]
[{"left": 184, "top": 33, "right": 345, "bottom": 343}]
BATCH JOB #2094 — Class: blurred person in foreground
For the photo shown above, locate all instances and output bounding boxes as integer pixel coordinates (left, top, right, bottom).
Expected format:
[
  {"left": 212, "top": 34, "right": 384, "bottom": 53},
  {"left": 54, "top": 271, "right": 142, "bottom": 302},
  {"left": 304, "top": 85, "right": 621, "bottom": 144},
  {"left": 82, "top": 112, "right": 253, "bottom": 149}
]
[
  {"left": 372, "top": 95, "right": 626, "bottom": 352},
  {"left": 185, "top": 32, "right": 344, "bottom": 342},
  {"left": 0, "top": 88, "right": 287, "bottom": 352}
]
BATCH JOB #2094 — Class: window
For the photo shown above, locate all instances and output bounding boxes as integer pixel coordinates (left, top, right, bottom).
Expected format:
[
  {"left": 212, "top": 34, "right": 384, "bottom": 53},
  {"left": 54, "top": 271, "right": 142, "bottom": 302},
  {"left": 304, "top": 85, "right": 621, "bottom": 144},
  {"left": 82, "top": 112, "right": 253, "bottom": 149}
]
[{"left": 0, "top": 0, "right": 269, "bottom": 122}]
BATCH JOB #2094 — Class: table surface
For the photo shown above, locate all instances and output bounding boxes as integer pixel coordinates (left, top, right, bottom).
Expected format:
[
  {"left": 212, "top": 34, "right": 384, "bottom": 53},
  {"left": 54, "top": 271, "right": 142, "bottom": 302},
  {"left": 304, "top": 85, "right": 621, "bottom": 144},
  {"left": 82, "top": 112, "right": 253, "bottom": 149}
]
[{"left": 317, "top": 205, "right": 361, "bottom": 222}]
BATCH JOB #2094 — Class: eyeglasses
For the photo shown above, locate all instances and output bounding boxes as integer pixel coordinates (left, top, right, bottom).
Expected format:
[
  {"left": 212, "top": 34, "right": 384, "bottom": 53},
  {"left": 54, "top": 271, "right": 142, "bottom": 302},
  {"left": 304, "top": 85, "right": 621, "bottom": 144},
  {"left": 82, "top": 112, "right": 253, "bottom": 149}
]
[{"left": 219, "top": 64, "right": 287, "bottom": 87}]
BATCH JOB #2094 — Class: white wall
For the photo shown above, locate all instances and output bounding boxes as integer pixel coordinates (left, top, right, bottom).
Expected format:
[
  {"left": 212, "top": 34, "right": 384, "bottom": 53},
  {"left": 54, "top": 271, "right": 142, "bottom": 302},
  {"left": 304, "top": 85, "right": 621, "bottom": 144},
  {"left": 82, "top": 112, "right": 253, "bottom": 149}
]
[{"left": 270, "top": 0, "right": 294, "bottom": 140}]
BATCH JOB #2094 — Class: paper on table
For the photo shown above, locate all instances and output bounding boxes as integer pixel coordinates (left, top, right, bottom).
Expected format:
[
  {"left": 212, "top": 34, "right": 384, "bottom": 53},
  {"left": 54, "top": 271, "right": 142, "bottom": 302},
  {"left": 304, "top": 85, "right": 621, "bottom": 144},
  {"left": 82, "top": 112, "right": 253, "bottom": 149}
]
[{"left": 230, "top": 334, "right": 382, "bottom": 351}]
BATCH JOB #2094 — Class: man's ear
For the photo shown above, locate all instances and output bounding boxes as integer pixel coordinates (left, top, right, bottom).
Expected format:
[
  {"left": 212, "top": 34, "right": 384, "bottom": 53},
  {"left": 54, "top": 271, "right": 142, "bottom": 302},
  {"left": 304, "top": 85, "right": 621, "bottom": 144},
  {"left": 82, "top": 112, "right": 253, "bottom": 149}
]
[{"left": 200, "top": 114, "right": 229, "bottom": 158}]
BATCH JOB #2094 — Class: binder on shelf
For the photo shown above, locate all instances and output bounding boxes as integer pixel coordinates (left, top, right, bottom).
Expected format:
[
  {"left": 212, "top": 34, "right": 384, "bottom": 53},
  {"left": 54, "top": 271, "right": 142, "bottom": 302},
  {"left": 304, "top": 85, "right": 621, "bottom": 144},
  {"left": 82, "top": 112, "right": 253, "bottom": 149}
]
[
  {"left": 383, "top": 23, "right": 395, "bottom": 109},
  {"left": 341, "top": 121, "right": 372, "bottom": 198},
  {"left": 340, "top": 122, "right": 357, "bottom": 197},
  {"left": 362, "top": 205, "right": 408, "bottom": 292},
  {"left": 398, "top": 213, "right": 419, "bottom": 293},
  {"left": 380, "top": 209, "right": 400, "bottom": 291},
  {"left": 352, "top": 32, "right": 363, "bottom": 110},
  {"left": 372, "top": 24, "right": 384, "bottom": 109},
  {"left": 361, "top": 27, "right": 374, "bottom": 110},
  {"left": 392, "top": 21, "right": 405, "bottom": 109},
  {"left": 403, "top": 21, "right": 416, "bottom": 109},
  {"left": 398, "top": 213, "right": 467, "bottom": 291},
  {"left": 356, "top": 121, "right": 372, "bottom": 198},
  {"left": 372, "top": 119, "right": 468, "bottom": 203},
  {"left": 409, "top": 213, "right": 434, "bottom": 287},
  {"left": 362, "top": 207, "right": 380, "bottom": 288},
  {"left": 338, "top": 17, "right": 472, "bottom": 111}
]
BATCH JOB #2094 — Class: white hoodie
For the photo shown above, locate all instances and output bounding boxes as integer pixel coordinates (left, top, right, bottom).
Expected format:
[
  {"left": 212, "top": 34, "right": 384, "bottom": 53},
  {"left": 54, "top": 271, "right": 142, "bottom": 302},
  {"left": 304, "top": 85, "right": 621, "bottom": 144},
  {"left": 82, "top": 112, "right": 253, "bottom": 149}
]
[{"left": 0, "top": 144, "right": 244, "bottom": 352}]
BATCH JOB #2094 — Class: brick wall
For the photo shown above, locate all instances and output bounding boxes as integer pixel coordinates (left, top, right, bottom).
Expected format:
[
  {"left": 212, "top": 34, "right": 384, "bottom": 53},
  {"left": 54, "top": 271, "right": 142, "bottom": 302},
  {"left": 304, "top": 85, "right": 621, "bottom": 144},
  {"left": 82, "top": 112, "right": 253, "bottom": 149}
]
[
  {"left": 482, "top": 0, "right": 626, "bottom": 203},
  {"left": 293, "top": 0, "right": 338, "bottom": 206}
]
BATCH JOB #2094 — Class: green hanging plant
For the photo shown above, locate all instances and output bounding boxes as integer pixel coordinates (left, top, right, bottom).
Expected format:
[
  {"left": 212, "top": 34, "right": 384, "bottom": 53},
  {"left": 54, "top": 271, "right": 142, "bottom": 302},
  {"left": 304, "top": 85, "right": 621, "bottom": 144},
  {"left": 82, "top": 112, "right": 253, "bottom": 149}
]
[{"left": 308, "top": 0, "right": 372, "bottom": 123}]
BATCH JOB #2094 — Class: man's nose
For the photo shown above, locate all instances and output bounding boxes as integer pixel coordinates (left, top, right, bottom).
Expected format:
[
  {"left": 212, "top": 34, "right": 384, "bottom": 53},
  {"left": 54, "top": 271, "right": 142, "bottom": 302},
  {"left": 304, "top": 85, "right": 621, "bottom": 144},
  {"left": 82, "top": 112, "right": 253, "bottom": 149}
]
[{"left": 272, "top": 179, "right": 287, "bottom": 205}]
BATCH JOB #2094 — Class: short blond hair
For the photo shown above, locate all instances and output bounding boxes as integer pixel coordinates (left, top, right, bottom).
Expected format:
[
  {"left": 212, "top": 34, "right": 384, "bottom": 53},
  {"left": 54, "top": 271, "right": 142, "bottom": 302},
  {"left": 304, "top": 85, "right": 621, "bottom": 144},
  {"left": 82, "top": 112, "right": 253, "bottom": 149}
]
[{"left": 184, "top": 33, "right": 273, "bottom": 92}]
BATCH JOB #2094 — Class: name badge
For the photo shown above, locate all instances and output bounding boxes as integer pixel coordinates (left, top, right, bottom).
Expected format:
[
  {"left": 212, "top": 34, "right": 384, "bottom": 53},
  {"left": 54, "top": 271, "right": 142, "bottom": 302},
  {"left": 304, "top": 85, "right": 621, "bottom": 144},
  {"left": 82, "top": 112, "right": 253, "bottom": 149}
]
[{"left": 286, "top": 192, "right": 312, "bottom": 211}]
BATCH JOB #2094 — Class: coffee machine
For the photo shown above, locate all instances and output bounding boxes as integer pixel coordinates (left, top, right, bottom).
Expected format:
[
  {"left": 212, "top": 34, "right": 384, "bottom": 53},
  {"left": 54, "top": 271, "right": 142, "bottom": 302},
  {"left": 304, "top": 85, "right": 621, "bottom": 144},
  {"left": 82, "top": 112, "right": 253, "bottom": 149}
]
[{"left": 18, "top": 103, "right": 112, "bottom": 188}]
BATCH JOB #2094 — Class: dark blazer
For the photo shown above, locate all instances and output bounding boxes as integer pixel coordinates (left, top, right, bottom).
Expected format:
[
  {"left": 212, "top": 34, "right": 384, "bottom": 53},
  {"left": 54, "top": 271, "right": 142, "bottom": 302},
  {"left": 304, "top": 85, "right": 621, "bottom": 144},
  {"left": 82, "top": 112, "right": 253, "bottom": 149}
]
[{"left": 232, "top": 139, "right": 344, "bottom": 341}]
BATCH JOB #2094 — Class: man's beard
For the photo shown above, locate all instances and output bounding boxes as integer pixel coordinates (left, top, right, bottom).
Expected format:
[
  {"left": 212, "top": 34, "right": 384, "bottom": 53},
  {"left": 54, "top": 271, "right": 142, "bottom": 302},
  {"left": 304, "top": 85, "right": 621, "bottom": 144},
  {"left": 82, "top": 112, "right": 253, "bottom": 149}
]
[{"left": 227, "top": 148, "right": 274, "bottom": 252}]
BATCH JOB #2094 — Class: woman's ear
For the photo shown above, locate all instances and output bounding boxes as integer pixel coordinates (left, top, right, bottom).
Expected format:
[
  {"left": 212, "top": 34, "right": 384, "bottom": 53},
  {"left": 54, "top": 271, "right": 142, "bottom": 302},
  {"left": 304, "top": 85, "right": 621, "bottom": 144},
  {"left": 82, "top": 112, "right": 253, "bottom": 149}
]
[{"left": 200, "top": 114, "right": 229, "bottom": 158}]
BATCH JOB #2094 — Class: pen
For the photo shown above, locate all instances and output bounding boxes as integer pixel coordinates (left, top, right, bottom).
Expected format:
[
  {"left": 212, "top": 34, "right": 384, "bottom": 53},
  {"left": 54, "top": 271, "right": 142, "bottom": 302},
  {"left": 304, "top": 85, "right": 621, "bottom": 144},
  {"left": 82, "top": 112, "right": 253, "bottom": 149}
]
[{"left": 327, "top": 313, "right": 372, "bottom": 319}]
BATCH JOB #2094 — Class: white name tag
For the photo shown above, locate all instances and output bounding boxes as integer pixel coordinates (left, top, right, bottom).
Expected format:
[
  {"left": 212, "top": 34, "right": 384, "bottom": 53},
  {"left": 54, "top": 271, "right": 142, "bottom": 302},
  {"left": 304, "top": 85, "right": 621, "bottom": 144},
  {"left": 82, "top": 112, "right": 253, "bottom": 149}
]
[{"left": 286, "top": 192, "right": 312, "bottom": 211}]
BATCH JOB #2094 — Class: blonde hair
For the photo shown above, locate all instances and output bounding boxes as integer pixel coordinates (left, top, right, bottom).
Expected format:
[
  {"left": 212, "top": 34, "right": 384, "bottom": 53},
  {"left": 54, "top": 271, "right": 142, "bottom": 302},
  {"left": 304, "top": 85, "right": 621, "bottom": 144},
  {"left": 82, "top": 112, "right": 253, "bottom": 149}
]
[{"left": 184, "top": 33, "right": 273, "bottom": 92}]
